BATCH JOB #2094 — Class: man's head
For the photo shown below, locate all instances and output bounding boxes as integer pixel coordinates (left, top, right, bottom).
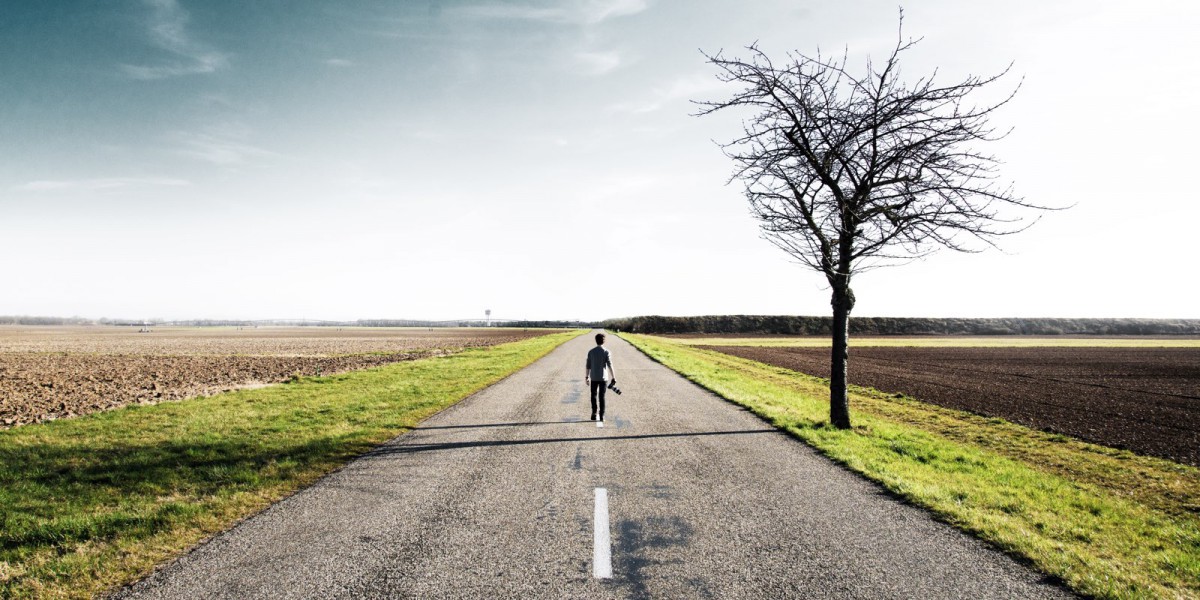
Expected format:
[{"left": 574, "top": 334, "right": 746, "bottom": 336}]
[{"left": 595, "top": 333, "right": 606, "bottom": 345}]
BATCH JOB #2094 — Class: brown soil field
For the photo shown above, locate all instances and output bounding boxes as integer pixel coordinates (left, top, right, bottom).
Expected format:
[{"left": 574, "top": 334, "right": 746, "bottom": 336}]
[
  {"left": 707, "top": 345, "right": 1200, "bottom": 466},
  {"left": 0, "top": 326, "right": 557, "bottom": 428}
]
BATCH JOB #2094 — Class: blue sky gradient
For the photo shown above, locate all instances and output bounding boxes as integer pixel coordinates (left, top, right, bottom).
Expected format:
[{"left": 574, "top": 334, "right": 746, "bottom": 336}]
[{"left": 2, "top": 0, "right": 1197, "bottom": 320}]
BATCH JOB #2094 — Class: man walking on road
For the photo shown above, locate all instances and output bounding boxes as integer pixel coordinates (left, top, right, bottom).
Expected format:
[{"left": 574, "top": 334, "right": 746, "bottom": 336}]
[{"left": 585, "top": 333, "right": 616, "bottom": 421}]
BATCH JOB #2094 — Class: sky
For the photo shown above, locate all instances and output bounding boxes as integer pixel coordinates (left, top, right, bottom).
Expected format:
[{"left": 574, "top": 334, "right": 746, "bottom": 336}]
[{"left": 2, "top": 0, "right": 1197, "bottom": 322}]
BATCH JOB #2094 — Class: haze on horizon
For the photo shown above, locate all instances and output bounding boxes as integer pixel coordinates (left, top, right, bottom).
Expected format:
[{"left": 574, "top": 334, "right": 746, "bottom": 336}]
[{"left": 2, "top": 0, "right": 1197, "bottom": 322}]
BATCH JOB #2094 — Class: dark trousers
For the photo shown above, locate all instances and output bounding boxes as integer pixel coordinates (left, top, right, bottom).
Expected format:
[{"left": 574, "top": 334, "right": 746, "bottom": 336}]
[{"left": 590, "top": 380, "right": 607, "bottom": 417}]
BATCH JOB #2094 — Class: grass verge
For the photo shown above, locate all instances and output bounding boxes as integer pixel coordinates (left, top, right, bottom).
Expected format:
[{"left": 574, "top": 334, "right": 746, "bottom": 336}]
[
  {"left": 0, "top": 330, "right": 583, "bottom": 599},
  {"left": 621, "top": 333, "right": 1200, "bottom": 600}
]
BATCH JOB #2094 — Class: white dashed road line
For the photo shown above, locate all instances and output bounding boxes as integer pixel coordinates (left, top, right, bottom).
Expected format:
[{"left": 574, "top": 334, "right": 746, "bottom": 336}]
[{"left": 593, "top": 488, "right": 612, "bottom": 579}]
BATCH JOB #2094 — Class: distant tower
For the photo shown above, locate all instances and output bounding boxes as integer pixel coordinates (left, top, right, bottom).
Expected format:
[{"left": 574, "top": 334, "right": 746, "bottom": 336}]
[{"left": 485, "top": 309, "right": 491, "bottom": 327}]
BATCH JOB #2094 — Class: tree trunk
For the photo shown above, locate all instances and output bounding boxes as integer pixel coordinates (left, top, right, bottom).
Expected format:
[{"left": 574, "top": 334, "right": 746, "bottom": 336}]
[{"left": 829, "top": 285, "right": 854, "bottom": 429}]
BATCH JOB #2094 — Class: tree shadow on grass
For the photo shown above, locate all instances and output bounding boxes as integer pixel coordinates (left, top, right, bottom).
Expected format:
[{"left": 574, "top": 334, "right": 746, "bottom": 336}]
[{"left": 0, "top": 433, "right": 363, "bottom": 552}]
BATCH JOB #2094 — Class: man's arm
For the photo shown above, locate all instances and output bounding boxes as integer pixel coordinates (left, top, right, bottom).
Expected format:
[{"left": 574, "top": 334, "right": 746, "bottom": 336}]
[
  {"left": 585, "top": 354, "right": 592, "bottom": 384},
  {"left": 606, "top": 353, "right": 614, "bottom": 381}
]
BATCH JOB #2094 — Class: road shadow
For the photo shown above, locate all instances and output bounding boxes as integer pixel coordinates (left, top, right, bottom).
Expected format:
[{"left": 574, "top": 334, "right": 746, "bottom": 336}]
[
  {"left": 412, "top": 421, "right": 579, "bottom": 431},
  {"left": 613, "top": 515, "right": 711, "bottom": 599},
  {"left": 562, "top": 381, "right": 583, "bottom": 405},
  {"left": 366, "top": 429, "right": 778, "bottom": 456}
]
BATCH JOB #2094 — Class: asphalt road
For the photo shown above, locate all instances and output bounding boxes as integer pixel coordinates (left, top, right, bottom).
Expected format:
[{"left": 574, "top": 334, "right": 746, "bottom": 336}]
[{"left": 115, "top": 331, "right": 1074, "bottom": 599}]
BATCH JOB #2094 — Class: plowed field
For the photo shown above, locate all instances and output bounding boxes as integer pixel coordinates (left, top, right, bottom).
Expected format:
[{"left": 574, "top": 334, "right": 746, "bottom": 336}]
[
  {"left": 0, "top": 326, "right": 557, "bottom": 428},
  {"left": 707, "top": 345, "right": 1200, "bottom": 466}
]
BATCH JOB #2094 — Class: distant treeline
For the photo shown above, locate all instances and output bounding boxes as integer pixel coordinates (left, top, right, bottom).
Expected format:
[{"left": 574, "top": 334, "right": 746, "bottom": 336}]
[
  {"left": 503, "top": 320, "right": 600, "bottom": 329},
  {"left": 0, "top": 316, "right": 98, "bottom": 326},
  {"left": 0, "top": 315, "right": 595, "bottom": 329},
  {"left": 602, "top": 315, "right": 1200, "bottom": 336}
]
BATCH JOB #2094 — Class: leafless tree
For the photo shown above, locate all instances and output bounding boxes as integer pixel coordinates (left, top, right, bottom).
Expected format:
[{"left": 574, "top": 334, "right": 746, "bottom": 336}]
[{"left": 697, "top": 14, "right": 1055, "bottom": 428}]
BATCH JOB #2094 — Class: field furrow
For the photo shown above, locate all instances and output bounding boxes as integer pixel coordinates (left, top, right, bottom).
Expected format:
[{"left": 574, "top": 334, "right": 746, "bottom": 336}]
[
  {"left": 705, "top": 344, "right": 1200, "bottom": 465},
  {"left": 0, "top": 326, "right": 558, "bottom": 428}
]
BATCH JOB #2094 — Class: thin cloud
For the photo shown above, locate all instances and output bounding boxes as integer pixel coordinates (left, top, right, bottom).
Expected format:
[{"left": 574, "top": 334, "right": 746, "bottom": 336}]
[
  {"left": 579, "top": 0, "right": 648, "bottom": 24},
  {"left": 121, "top": 0, "right": 228, "bottom": 80},
  {"left": 610, "top": 73, "right": 728, "bottom": 113},
  {"left": 324, "top": 58, "right": 354, "bottom": 67},
  {"left": 13, "top": 178, "right": 191, "bottom": 192},
  {"left": 575, "top": 50, "right": 622, "bottom": 75},
  {"left": 451, "top": 0, "right": 648, "bottom": 25},
  {"left": 171, "top": 126, "right": 278, "bottom": 167}
]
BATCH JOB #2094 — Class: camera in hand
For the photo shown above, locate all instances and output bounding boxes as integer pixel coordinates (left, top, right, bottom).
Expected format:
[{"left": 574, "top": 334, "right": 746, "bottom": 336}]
[{"left": 607, "top": 379, "right": 622, "bottom": 395}]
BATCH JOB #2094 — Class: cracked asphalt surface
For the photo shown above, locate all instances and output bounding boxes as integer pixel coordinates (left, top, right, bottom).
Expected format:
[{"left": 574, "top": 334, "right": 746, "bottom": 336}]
[{"left": 114, "top": 331, "right": 1075, "bottom": 599}]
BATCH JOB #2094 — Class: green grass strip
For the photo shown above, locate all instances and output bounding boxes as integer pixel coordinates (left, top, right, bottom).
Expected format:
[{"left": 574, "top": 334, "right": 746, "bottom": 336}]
[
  {"left": 621, "top": 333, "right": 1200, "bottom": 600},
  {"left": 0, "top": 330, "right": 584, "bottom": 599}
]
